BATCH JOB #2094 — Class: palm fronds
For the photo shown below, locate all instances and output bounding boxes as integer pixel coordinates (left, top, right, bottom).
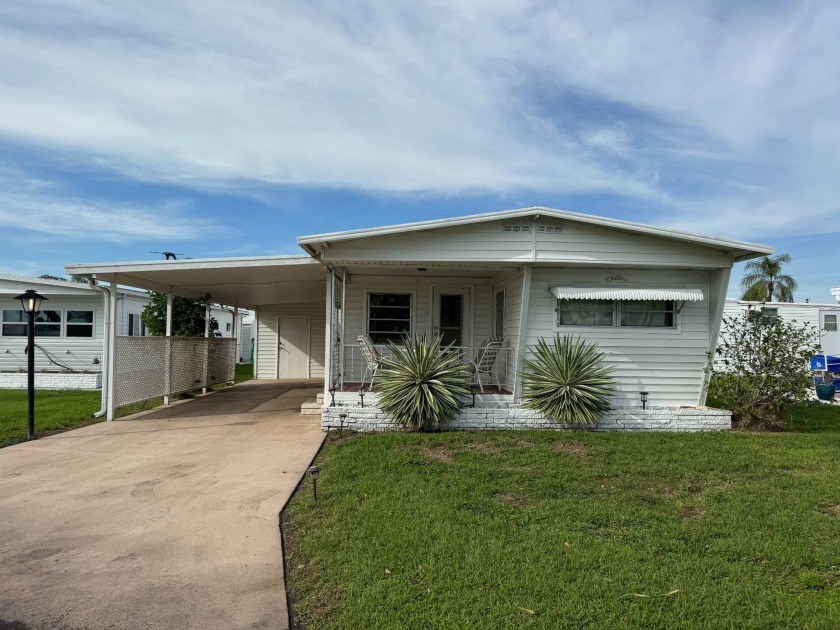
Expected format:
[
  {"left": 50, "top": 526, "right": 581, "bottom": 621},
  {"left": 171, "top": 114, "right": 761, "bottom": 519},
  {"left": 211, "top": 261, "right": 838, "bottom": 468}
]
[
  {"left": 740, "top": 254, "right": 798, "bottom": 302},
  {"left": 377, "top": 334, "right": 470, "bottom": 431},
  {"left": 521, "top": 336, "right": 614, "bottom": 425}
]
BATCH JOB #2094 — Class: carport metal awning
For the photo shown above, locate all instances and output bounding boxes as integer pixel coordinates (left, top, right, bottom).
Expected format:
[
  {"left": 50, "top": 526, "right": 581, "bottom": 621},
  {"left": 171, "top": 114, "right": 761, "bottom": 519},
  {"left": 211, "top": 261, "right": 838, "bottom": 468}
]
[
  {"left": 550, "top": 286, "right": 705, "bottom": 301},
  {"left": 65, "top": 255, "right": 327, "bottom": 309}
]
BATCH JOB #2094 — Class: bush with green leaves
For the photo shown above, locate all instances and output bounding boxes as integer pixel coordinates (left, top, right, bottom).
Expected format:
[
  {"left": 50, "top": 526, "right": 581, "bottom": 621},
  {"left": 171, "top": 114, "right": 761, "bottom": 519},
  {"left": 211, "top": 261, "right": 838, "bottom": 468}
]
[
  {"left": 521, "top": 335, "right": 614, "bottom": 425},
  {"left": 707, "top": 308, "right": 819, "bottom": 430},
  {"left": 377, "top": 334, "right": 470, "bottom": 432}
]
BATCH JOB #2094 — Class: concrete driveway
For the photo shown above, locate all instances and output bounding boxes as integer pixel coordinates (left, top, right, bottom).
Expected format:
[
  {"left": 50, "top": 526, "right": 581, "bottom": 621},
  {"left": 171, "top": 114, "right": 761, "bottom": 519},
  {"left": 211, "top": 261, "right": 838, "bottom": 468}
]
[{"left": 0, "top": 380, "right": 324, "bottom": 630}]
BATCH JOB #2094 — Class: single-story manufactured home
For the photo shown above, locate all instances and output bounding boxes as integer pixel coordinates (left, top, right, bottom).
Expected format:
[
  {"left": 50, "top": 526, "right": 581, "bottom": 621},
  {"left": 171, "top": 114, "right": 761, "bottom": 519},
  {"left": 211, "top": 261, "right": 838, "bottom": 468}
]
[
  {"left": 66, "top": 206, "right": 772, "bottom": 430},
  {"left": 723, "top": 298, "right": 840, "bottom": 355},
  {"left": 1, "top": 274, "right": 249, "bottom": 390}
]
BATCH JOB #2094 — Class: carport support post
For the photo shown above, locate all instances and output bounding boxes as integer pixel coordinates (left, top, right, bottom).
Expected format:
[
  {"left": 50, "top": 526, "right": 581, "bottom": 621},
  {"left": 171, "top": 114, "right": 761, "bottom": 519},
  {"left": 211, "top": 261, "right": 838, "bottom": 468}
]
[
  {"left": 202, "top": 303, "right": 211, "bottom": 394},
  {"left": 164, "top": 292, "right": 173, "bottom": 405},
  {"left": 106, "top": 280, "right": 118, "bottom": 421}
]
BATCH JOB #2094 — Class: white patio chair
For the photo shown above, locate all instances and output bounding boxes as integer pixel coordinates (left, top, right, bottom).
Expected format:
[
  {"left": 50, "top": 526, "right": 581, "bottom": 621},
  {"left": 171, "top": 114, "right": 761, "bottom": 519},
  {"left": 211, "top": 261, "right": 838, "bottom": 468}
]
[
  {"left": 467, "top": 337, "right": 505, "bottom": 393},
  {"left": 357, "top": 334, "right": 381, "bottom": 391}
]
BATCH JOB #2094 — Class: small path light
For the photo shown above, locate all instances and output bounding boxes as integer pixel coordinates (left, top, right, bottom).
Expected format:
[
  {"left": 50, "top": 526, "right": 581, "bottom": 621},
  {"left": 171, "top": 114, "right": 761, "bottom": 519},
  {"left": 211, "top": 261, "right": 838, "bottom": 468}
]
[
  {"left": 306, "top": 466, "right": 321, "bottom": 501},
  {"left": 358, "top": 387, "right": 365, "bottom": 408},
  {"left": 470, "top": 384, "right": 478, "bottom": 408},
  {"left": 640, "top": 391, "right": 649, "bottom": 410},
  {"left": 328, "top": 387, "right": 336, "bottom": 407},
  {"left": 14, "top": 289, "right": 48, "bottom": 441},
  {"left": 339, "top": 413, "right": 347, "bottom": 438}
]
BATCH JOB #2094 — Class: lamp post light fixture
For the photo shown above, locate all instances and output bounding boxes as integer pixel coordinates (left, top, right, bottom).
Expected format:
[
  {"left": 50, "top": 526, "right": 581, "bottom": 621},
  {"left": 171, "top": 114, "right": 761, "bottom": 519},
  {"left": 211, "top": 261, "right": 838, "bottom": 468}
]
[
  {"left": 358, "top": 387, "right": 365, "bottom": 408},
  {"left": 639, "top": 391, "right": 649, "bottom": 410},
  {"left": 339, "top": 413, "right": 347, "bottom": 438},
  {"left": 14, "top": 289, "right": 48, "bottom": 441},
  {"left": 470, "top": 384, "right": 478, "bottom": 408},
  {"left": 328, "top": 387, "right": 337, "bottom": 407},
  {"left": 306, "top": 465, "right": 321, "bottom": 501}
]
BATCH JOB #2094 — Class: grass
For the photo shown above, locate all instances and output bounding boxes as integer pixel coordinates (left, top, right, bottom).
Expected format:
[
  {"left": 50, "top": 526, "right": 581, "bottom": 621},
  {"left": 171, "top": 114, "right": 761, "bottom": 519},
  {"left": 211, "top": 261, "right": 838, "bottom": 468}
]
[
  {"left": 0, "top": 362, "right": 254, "bottom": 448},
  {"left": 284, "top": 404, "right": 840, "bottom": 629}
]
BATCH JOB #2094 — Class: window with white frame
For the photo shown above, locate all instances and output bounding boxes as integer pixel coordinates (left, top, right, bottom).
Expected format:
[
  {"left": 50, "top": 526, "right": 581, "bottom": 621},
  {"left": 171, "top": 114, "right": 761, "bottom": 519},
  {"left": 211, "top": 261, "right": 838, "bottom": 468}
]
[
  {"left": 557, "top": 300, "right": 676, "bottom": 328},
  {"left": 367, "top": 293, "right": 412, "bottom": 343},
  {"left": 2, "top": 309, "right": 63, "bottom": 337},
  {"left": 825, "top": 314, "right": 838, "bottom": 332},
  {"left": 494, "top": 289, "right": 505, "bottom": 337},
  {"left": 128, "top": 313, "right": 136, "bottom": 336},
  {"left": 66, "top": 311, "right": 94, "bottom": 337}
]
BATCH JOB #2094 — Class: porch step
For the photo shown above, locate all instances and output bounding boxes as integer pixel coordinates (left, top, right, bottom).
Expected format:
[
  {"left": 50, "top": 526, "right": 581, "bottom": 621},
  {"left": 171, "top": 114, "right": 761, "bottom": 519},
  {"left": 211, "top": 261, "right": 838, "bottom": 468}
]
[{"left": 300, "top": 399, "right": 323, "bottom": 416}]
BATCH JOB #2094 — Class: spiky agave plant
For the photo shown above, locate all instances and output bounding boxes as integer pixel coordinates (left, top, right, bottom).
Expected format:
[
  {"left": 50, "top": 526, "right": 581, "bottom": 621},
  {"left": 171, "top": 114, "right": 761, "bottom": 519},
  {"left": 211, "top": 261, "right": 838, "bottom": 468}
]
[
  {"left": 377, "top": 334, "right": 470, "bottom": 431},
  {"left": 522, "top": 335, "right": 614, "bottom": 425}
]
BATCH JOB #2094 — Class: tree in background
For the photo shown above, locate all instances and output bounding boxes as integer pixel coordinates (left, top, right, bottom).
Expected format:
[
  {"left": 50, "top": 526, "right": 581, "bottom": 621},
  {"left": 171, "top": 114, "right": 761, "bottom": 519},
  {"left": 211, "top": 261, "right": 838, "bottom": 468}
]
[
  {"left": 141, "top": 292, "right": 220, "bottom": 337},
  {"left": 739, "top": 254, "right": 797, "bottom": 302}
]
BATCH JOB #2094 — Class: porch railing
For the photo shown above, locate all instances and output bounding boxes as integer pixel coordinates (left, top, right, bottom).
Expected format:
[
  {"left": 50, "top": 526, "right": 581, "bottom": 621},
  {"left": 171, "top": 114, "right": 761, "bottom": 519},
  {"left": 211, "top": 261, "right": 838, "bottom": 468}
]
[{"left": 340, "top": 342, "right": 516, "bottom": 393}]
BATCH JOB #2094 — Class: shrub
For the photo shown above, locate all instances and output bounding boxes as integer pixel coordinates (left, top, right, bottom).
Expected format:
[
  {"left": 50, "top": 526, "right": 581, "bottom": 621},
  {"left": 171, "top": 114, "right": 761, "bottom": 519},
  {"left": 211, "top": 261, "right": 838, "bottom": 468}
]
[
  {"left": 707, "top": 309, "right": 820, "bottom": 430},
  {"left": 521, "top": 335, "right": 614, "bottom": 425},
  {"left": 377, "top": 334, "right": 470, "bottom": 431}
]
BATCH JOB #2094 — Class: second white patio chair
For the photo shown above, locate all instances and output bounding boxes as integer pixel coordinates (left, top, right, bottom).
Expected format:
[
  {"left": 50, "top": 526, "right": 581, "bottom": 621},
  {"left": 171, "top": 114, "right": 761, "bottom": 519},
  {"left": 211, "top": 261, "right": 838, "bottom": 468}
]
[
  {"left": 357, "top": 334, "right": 381, "bottom": 391},
  {"left": 467, "top": 337, "right": 505, "bottom": 393}
]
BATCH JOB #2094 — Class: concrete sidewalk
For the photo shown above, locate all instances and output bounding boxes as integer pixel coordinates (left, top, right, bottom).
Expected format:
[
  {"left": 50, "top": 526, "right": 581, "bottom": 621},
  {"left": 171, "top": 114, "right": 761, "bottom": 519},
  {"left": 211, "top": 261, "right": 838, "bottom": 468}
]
[{"left": 0, "top": 380, "right": 324, "bottom": 630}]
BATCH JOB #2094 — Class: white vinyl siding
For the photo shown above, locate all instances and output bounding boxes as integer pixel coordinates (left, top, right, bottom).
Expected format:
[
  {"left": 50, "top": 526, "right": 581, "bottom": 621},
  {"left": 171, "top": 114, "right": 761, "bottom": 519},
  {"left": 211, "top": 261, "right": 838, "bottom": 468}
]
[
  {"left": 321, "top": 217, "right": 732, "bottom": 268},
  {"left": 255, "top": 303, "right": 325, "bottom": 379},
  {"left": 527, "top": 268, "right": 710, "bottom": 407}
]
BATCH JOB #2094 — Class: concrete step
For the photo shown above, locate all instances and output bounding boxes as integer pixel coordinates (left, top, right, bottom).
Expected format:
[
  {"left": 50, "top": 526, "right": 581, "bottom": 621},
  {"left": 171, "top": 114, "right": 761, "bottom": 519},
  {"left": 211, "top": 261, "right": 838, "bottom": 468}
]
[{"left": 300, "top": 399, "right": 322, "bottom": 416}]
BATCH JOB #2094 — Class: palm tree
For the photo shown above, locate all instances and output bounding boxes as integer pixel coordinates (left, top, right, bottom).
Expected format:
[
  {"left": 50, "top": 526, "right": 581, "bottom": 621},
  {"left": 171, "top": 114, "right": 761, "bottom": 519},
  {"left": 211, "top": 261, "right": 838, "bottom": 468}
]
[{"left": 739, "top": 254, "right": 797, "bottom": 302}]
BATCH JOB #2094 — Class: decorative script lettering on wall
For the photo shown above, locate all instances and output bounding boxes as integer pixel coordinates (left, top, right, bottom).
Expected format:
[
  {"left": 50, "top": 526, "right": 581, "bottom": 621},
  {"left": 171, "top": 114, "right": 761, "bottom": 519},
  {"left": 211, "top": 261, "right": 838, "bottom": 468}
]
[{"left": 604, "top": 274, "right": 629, "bottom": 283}]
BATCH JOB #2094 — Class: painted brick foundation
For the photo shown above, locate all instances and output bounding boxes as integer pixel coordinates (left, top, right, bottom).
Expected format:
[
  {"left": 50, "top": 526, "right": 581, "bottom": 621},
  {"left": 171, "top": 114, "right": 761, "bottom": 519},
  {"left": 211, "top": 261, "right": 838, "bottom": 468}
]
[
  {"left": 322, "top": 405, "right": 731, "bottom": 432},
  {"left": 0, "top": 372, "right": 102, "bottom": 390}
]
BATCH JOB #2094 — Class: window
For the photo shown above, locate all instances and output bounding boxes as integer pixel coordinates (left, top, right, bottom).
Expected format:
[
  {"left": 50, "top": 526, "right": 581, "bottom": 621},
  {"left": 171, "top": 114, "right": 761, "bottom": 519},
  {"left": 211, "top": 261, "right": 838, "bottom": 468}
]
[
  {"left": 825, "top": 314, "right": 838, "bottom": 332},
  {"left": 128, "top": 313, "right": 136, "bottom": 336},
  {"left": 1, "top": 310, "right": 62, "bottom": 336},
  {"left": 557, "top": 300, "right": 675, "bottom": 328},
  {"left": 749, "top": 307, "right": 779, "bottom": 326},
  {"left": 557, "top": 300, "right": 614, "bottom": 327},
  {"left": 620, "top": 301, "right": 675, "bottom": 328},
  {"left": 141, "top": 321, "right": 147, "bottom": 336},
  {"left": 494, "top": 290, "right": 505, "bottom": 337},
  {"left": 66, "top": 311, "right": 93, "bottom": 337},
  {"left": 226, "top": 322, "right": 232, "bottom": 332},
  {"left": 367, "top": 293, "right": 411, "bottom": 343}
]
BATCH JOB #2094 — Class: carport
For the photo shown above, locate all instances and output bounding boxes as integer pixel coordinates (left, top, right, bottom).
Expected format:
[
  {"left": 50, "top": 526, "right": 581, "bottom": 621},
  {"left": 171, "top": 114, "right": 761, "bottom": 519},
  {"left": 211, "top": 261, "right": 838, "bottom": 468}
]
[{"left": 66, "top": 255, "right": 327, "bottom": 420}]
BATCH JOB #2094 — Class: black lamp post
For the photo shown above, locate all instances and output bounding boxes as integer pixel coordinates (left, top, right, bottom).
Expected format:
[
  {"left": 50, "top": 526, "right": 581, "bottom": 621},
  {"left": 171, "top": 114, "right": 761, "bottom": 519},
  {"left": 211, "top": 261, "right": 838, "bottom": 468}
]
[{"left": 14, "top": 289, "right": 47, "bottom": 440}]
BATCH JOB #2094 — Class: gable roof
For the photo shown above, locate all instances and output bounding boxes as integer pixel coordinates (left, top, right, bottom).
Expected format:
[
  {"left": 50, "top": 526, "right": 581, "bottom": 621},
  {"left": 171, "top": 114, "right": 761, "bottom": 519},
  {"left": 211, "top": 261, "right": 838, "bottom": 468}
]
[{"left": 298, "top": 206, "right": 773, "bottom": 262}]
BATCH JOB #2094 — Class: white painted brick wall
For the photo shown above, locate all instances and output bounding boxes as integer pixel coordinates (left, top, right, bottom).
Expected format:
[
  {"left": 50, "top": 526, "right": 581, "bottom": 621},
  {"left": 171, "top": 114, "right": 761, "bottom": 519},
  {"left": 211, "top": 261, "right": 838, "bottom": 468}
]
[
  {"left": 322, "top": 404, "right": 731, "bottom": 433},
  {"left": 0, "top": 372, "right": 102, "bottom": 390}
]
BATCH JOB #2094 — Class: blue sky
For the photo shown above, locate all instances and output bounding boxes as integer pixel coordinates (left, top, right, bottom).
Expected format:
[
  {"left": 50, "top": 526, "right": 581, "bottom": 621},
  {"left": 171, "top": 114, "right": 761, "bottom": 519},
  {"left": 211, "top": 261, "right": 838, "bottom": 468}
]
[{"left": 0, "top": 1, "right": 838, "bottom": 302}]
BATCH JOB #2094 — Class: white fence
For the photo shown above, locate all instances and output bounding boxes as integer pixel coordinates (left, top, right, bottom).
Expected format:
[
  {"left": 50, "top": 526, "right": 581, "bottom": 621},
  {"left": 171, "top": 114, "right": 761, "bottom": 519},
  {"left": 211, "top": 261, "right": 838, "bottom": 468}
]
[{"left": 113, "top": 337, "right": 237, "bottom": 408}]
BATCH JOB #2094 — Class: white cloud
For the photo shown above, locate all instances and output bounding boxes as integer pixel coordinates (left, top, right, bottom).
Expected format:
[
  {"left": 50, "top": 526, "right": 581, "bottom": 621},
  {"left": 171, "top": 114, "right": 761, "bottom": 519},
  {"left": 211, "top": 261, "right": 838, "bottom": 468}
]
[{"left": 0, "top": 1, "right": 838, "bottom": 237}]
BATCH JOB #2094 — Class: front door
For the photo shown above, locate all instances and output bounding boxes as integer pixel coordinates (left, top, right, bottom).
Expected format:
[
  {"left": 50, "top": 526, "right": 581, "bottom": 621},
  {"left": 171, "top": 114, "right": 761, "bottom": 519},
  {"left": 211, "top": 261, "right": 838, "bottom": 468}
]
[
  {"left": 432, "top": 288, "right": 471, "bottom": 348},
  {"left": 277, "top": 316, "right": 310, "bottom": 378}
]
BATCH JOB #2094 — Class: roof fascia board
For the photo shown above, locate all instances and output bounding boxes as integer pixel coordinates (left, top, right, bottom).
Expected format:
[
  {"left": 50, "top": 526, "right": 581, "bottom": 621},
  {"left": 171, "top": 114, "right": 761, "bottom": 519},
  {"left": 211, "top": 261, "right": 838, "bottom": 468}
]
[{"left": 65, "top": 255, "right": 318, "bottom": 277}]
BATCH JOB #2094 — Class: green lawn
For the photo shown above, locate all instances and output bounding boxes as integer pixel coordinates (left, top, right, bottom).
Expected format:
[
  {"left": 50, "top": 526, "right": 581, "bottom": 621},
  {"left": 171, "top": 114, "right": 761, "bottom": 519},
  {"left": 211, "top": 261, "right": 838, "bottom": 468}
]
[
  {"left": 0, "top": 362, "right": 254, "bottom": 447},
  {"left": 284, "top": 404, "right": 840, "bottom": 629}
]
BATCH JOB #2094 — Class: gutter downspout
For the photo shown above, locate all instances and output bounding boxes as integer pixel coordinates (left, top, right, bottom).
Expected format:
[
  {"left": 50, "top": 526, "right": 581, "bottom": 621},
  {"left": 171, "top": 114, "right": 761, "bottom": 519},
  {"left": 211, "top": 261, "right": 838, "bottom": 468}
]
[{"left": 88, "top": 279, "right": 110, "bottom": 418}]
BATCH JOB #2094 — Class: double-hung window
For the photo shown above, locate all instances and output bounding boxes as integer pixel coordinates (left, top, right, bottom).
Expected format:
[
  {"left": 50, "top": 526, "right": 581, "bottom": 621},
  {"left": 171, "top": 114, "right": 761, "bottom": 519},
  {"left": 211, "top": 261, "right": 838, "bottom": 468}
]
[
  {"left": 66, "top": 311, "right": 94, "bottom": 337},
  {"left": 367, "top": 293, "right": 412, "bottom": 343},
  {"left": 824, "top": 314, "right": 838, "bottom": 332},
  {"left": 1, "top": 310, "right": 62, "bottom": 336}
]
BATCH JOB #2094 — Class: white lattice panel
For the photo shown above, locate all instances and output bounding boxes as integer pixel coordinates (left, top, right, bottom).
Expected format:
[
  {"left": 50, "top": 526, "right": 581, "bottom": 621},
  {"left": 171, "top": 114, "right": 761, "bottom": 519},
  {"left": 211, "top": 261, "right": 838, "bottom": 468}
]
[{"left": 113, "top": 337, "right": 167, "bottom": 407}]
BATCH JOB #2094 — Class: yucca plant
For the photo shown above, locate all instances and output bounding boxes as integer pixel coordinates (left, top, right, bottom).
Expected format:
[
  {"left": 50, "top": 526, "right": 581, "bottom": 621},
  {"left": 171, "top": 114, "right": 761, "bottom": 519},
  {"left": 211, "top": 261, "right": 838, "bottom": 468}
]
[
  {"left": 377, "top": 334, "right": 470, "bottom": 431},
  {"left": 522, "top": 335, "right": 614, "bottom": 425}
]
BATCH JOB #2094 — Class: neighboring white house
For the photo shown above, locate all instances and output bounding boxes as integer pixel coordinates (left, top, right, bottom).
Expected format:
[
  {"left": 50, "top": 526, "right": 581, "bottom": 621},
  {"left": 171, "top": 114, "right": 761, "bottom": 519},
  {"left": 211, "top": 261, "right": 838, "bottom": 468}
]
[
  {"left": 722, "top": 298, "right": 840, "bottom": 355},
  {"left": 68, "top": 206, "right": 773, "bottom": 429},
  {"left": 1, "top": 274, "right": 250, "bottom": 389}
]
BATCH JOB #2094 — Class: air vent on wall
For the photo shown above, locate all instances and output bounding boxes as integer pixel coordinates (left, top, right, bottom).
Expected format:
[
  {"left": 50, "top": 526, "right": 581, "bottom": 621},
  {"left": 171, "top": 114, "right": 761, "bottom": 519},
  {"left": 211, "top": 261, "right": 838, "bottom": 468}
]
[{"left": 502, "top": 224, "right": 531, "bottom": 232}]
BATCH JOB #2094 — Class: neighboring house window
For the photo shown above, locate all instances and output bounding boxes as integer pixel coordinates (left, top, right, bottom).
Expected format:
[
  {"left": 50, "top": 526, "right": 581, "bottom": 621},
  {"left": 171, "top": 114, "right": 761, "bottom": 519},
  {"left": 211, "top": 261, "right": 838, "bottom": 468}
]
[
  {"left": 557, "top": 300, "right": 675, "bottom": 328},
  {"left": 66, "top": 311, "right": 94, "bottom": 337},
  {"left": 141, "top": 321, "right": 147, "bottom": 336},
  {"left": 128, "top": 313, "right": 135, "bottom": 336},
  {"left": 367, "top": 293, "right": 411, "bottom": 343},
  {"left": 825, "top": 314, "right": 838, "bottom": 332},
  {"left": 747, "top": 307, "right": 779, "bottom": 326},
  {"left": 226, "top": 322, "right": 231, "bottom": 332},
  {"left": 494, "top": 290, "right": 505, "bottom": 338},
  {"left": 1, "top": 310, "right": 62, "bottom": 336}
]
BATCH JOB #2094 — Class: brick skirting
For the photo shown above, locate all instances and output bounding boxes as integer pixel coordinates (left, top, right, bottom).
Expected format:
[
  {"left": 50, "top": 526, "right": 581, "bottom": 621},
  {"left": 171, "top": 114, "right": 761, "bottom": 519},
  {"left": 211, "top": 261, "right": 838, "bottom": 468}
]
[{"left": 0, "top": 372, "right": 102, "bottom": 390}]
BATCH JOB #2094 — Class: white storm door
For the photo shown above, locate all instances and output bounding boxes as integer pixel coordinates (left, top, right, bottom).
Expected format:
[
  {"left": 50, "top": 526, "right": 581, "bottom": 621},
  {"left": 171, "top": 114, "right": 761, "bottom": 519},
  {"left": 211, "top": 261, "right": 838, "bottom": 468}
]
[
  {"left": 277, "top": 316, "right": 310, "bottom": 378},
  {"left": 431, "top": 288, "right": 471, "bottom": 348}
]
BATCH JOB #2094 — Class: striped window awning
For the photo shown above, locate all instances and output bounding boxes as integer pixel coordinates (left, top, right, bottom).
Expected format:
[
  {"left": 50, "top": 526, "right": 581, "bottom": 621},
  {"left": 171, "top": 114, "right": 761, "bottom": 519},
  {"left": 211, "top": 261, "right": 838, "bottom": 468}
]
[{"left": 549, "top": 286, "right": 705, "bottom": 301}]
